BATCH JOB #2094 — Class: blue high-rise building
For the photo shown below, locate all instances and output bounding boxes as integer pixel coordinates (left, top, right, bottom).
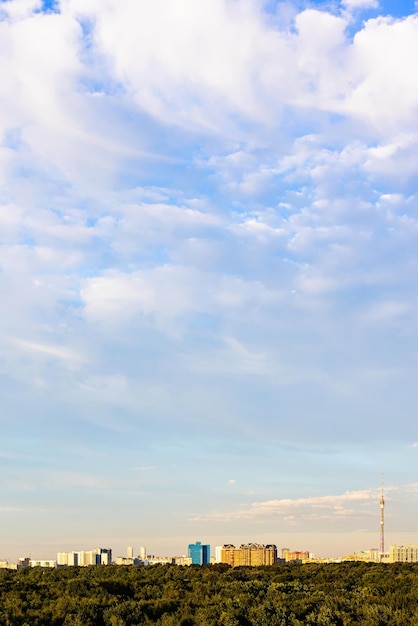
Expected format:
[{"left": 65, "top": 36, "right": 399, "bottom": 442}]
[{"left": 188, "top": 541, "right": 210, "bottom": 565}]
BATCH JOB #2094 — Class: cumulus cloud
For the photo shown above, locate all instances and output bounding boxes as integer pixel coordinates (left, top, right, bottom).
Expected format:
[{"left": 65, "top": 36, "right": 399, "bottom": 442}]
[{"left": 80, "top": 266, "right": 282, "bottom": 329}]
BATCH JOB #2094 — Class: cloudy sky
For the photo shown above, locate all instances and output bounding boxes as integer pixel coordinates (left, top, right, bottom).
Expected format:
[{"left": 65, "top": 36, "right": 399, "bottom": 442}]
[{"left": 0, "top": 0, "right": 418, "bottom": 561}]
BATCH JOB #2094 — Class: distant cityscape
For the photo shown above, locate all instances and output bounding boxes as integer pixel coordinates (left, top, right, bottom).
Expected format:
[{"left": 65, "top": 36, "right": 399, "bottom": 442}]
[
  {"left": 2, "top": 479, "right": 416, "bottom": 569},
  {"left": 0, "top": 541, "right": 417, "bottom": 571}
]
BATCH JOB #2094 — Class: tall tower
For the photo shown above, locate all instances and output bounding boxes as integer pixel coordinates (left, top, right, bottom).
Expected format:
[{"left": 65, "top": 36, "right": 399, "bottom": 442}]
[{"left": 380, "top": 473, "right": 385, "bottom": 559}]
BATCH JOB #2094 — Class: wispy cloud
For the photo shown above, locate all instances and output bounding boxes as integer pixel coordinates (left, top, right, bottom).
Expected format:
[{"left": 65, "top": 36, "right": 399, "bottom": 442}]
[
  {"left": 191, "top": 489, "right": 380, "bottom": 523},
  {"left": 403, "top": 483, "right": 418, "bottom": 494},
  {"left": 10, "top": 338, "right": 85, "bottom": 363}
]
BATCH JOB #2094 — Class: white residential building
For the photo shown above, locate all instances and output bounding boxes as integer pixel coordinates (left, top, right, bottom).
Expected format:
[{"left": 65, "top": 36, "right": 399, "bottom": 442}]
[
  {"left": 57, "top": 547, "right": 112, "bottom": 566},
  {"left": 390, "top": 545, "right": 418, "bottom": 563}
]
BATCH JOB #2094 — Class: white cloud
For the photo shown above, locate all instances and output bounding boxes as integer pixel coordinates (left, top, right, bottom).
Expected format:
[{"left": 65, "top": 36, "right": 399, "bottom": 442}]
[
  {"left": 191, "top": 489, "right": 379, "bottom": 523},
  {"left": 55, "top": 2, "right": 418, "bottom": 141},
  {"left": 346, "top": 16, "right": 418, "bottom": 133},
  {"left": 342, "top": 0, "right": 379, "bottom": 9},
  {"left": 10, "top": 338, "right": 85, "bottom": 363},
  {"left": 0, "top": 0, "right": 416, "bottom": 196},
  {"left": 230, "top": 218, "right": 285, "bottom": 241},
  {"left": 0, "top": 0, "right": 42, "bottom": 20},
  {"left": 80, "top": 266, "right": 282, "bottom": 329},
  {"left": 80, "top": 267, "right": 204, "bottom": 322},
  {"left": 56, "top": 3, "right": 333, "bottom": 135}
]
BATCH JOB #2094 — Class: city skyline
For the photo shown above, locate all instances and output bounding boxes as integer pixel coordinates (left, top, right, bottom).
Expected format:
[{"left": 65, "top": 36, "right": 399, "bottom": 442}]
[
  {"left": 1, "top": 480, "right": 418, "bottom": 562},
  {"left": 0, "top": 0, "right": 418, "bottom": 561},
  {"left": 4, "top": 534, "right": 418, "bottom": 566}
]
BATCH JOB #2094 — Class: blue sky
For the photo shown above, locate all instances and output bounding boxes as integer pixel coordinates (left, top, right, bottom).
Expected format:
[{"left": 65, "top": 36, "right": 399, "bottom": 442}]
[{"left": 0, "top": 0, "right": 418, "bottom": 561}]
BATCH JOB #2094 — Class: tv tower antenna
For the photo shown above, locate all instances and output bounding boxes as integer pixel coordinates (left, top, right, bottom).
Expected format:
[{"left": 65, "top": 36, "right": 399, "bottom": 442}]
[{"left": 380, "top": 473, "right": 385, "bottom": 559}]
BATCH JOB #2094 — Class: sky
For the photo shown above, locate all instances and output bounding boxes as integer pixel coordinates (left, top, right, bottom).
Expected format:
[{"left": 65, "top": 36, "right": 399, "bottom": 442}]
[{"left": 0, "top": 0, "right": 418, "bottom": 561}]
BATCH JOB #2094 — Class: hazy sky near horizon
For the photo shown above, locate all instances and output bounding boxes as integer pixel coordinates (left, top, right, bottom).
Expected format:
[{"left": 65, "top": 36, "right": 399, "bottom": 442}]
[{"left": 0, "top": 0, "right": 418, "bottom": 560}]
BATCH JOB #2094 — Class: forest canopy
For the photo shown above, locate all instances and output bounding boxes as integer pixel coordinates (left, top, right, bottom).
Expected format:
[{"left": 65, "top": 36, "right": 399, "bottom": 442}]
[{"left": 0, "top": 562, "right": 417, "bottom": 625}]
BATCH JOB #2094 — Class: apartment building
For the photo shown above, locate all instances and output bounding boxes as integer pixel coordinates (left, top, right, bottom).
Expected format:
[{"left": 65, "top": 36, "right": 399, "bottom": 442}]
[
  {"left": 389, "top": 545, "right": 418, "bottom": 563},
  {"left": 57, "top": 547, "right": 112, "bottom": 566},
  {"left": 220, "top": 543, "right": 277, "bottom": 566}
]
